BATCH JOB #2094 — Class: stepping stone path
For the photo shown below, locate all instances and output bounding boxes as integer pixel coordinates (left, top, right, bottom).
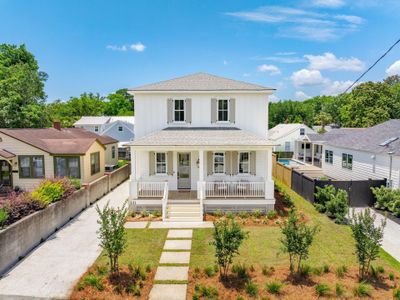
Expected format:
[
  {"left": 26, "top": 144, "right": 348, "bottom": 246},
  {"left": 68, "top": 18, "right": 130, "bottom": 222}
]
[{"left": 149, "top": 229, "right": 193, "bottom": 300}]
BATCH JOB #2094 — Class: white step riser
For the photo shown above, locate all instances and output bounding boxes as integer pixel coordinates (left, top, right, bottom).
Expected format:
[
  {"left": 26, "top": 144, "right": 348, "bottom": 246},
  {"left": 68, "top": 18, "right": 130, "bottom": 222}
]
[
  {"left": 168, "top": 208, "right": 201, "bottom": 213},
  {"left": 165, "top": 217, "right": 203, "bottom": 222},
  {"left": 168, "top": 212, "right": 201, "bottom": 217}
]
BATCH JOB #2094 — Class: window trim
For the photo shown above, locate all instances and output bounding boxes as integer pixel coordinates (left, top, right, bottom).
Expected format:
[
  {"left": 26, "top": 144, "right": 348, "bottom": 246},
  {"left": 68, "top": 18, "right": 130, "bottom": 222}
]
[
  {"left": 53, "top": 156, "right": 81, "bottom": 179},
  {"left": 342, "top": 153, "right": 353, "bottom": 170},
  {"left": 111, "top": 146, "right": 116, "bottom": 159},
  {"left": 238, "top": 151, "right": 250, "bottom": 174},
  {"left": 90, "top": 152, "right": 101, "bottom": 175},
  {"left": 94, "top": 126, "right": 99, "bottom": 132},
  {"left": 217, "top": 99, "right": 229, "bottom": 123},
  {"left": 325, "top": 150, "right": 333, "bottom": 164},
  {"left": 284, "top": 141, "right": 291, "bottom": 152},
  {"left": 18, "top": 155, "right": 45, "bottom": 179},
  {"left": 300, "top": 128, "right": 305, "bottom": 136},
  {"left": 173, "top": 99, "right": 186, "bottom": 123},
  {"left": 213, "top": 152, "right": 225, "bottom": 175},
  {"left": 118, "top": 126, "right": 123, "bottom": 132},
  {"left": 155, "top": 152, "right": 168, "bottom": 175}
]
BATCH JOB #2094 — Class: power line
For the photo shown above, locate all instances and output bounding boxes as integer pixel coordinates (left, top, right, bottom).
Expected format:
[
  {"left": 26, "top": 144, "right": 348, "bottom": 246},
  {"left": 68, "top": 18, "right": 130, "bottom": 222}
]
[{"left": 343, "top": 38, "right": 400, "bottom": 94}]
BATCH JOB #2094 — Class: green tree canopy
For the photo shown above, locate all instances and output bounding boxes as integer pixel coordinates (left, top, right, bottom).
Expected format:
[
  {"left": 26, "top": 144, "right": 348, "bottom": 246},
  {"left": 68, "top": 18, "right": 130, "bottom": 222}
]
[
  {"left": 104, "top": 88, "right": 134, "bottom": 116},
  {"left": 0, "top": 44, "right": 49, "bottom": 128}
]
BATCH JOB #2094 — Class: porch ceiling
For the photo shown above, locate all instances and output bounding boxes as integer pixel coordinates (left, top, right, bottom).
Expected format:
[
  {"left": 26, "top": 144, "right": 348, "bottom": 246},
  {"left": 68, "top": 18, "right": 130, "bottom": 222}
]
[
  {"left": 0, "top": 149, "right": 15, "bottom": 159},
  {"left": 127, "top": 127, "right": 278, "bottom": 149}
]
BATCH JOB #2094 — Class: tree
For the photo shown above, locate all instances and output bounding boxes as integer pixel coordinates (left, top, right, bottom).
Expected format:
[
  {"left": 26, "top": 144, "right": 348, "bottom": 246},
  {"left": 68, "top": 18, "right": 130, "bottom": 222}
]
[
  {"left": 314, "top": 111, "right": 332, "bottom": 133},
  {"left": 96, "top": 201, "right": 128, "bottom": 273},
  {"left": 210, "top": 218, "right": 248, "bottom": 278},
  {"left": 349, "top": 208, "right": 386, "bottom": 280},
  {"left": 104, "top": 88, "right": 134, "bottom": 116},
  {"left": 0, "top": 44, "right": 49, "bottom": 127},
  {"left": 280, "top": 209, "right": 319, "bottom": 274},
  {"left": 325, "top": 189, "right": 349, "bottom": 224}
]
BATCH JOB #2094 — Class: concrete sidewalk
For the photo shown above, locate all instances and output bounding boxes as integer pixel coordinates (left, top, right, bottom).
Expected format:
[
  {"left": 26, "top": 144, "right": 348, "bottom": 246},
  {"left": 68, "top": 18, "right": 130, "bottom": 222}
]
[
  {"left": 0, "top": 181, "right": 129, "bottom": 300},
  {"left": 352, "top": 207, "right": 400, "bottom": 262}
]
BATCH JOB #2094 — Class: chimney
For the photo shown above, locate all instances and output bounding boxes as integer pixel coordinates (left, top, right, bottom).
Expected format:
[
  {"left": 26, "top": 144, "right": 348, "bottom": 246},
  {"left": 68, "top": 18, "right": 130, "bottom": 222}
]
[{"left": 53, "top": 121, "right": 61, "bottom": 131}]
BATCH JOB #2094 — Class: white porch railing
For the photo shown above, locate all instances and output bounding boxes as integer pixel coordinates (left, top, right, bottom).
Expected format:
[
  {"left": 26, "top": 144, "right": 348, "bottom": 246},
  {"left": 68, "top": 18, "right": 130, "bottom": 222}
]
[
  {"left": 161, "top": 182, "right": 169, "bottom": 220},
  {"left": 138, "top": 182, "right": 166, "bottom": 198},
  {"left": 205, "top": 181, "right": 265, "bottom": 198}
]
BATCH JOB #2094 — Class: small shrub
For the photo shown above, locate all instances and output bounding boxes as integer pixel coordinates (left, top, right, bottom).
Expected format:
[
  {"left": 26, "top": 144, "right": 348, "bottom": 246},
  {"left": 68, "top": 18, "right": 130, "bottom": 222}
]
[
  {"left": 262, "top": 265, "right": 275, "bottom": 276},
  {"left": 245, "top": 281, "right": 258, "bottom": 298},
  {"left": 153, "top": 210, "right": 161, "bottom": 218},
  {"left": 335, "top": 265, "right": 348, "bottom": 278},
  {"left": 195, "top": 284, "right": 218, "bottom": 299},
  {"left": 226, "top": 211, "right": 235, "bottom": 219},
  {"left": 214, "top": 209, "right": 224, "bottom": 218},
  {"left": 267, "top": 210, "right": 278, "bottom": 220},
  {"left": 95, "top": 265, "right": 108, "bottom": 276},
  {"left": 314, "top": 185, "right": 336, "bottom": 212},
  {"left": 266, "top": 281, "right": 283, "bottom": 294},
  {"left": 1, "top": 192, "right": 43, "bottom": 225},
  {"left": 145, "top": 264, "right": 152, "bottom": 273},
  {"left": 336, "top": 283, "right": 345, "bottom": 297},
  {"left": 325, "top": 189, "right": 349, "bottom": 224},
  {"left": 322, "top": 264, "right": 330, "bottom": 273},
  {"left": 31, "top": 180, "right": 65, "bottom": 206},
  {"left": 389, "top": 272, "right": 395, "bottom": 281},
  {"left": 129, "top": 264, "right": 146, "bottom": 280},
  {"left": 252, "top": 209, "right": 262, "bottom": 219},
  {"left": 193, "top": 266, "right": 201, "bottom": 278},
  {"left": 371, "top": 186, "right": 400, "bottom": 210},
  {"left": 394, "top": 288, "right": 400, "bottom": 300},
  {"left": 249, "top": 264, "right": 255, "bottom": 272},
  {"left": 78, "top": 273, "right": 104, "bottom": 291},
  {"left": 299, "top": 264, "right": 312, "bottom": 277},
  {"left": 192, "top": 294, "right": 199, "bottom": 300},
  {"left": 236, "top": 296, "right": 245, "bottom": 300},
  {"left": 353, "top": 282, "right": 371, "bottom": 297},
  {"left": 282, "top": 191, "right": 294, "bottom": 207},
  {"left": 315, "top": 283, "right": 330, "bottom": 297},
  {"left": 0, "top": 208, "right": 8, "bottom": 228},
  {"left": 68, "top": 178, "right": 81, "bottom": 190},
  {"left": 204, "top": 266, "right": 216, "bottom": 277},
  {"left": 312, "top": 266, "right": 323, "bottom": 276},
  {"left": 370, "top": 265, "right": 385, "bottom": 279},
  {"left": 238, "top": 211, "right": 249, "bottom": 219},
  {"left": 232, "top": 263, "right": 248, "bottom": 279},
  {"left": 140, "top": 209, "right": 149, "bottom": 217}
]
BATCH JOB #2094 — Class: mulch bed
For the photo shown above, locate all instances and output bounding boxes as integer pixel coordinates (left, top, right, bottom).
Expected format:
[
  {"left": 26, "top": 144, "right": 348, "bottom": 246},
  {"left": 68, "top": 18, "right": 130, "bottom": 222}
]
[
  {"left": 70, "top": 265, "right": 155, "bottom": 300},
  {"left": 187, "top": 265, "right": 400, "bottom": 299},
  {"left": 125, "top": 215, "right": 162, "bottom": 222}
]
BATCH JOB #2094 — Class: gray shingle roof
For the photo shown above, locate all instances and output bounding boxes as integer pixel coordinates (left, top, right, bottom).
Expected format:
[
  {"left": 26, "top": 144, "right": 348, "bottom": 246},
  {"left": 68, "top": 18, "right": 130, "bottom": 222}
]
[
  {"left": 129, "top": 72, "right": 275, "bottom": 92},
  {"left": 306, "top": 128, "right": 365, "bottom": 143},
  {"left": 127, "top": 127, "right": 277, "bottom": 147},
  {"left": 325, "top": 119, "right": 400, "bottom": 156}
]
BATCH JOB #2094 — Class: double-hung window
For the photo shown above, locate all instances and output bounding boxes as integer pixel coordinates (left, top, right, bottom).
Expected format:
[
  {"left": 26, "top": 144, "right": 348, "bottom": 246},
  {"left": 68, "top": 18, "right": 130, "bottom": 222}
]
[
  {"left": 94, "top": 126, "right": 99, "bottom": 132},
  {"left": 19, "top": 155, "right": 45, "bottom": 178},
  {"left": 174, "top": 99, "right": 185, "bottom": 122},
  {"left": 213, "top": 152, "right": 225, "bottom": 174},
  {"left": 54, "top": 156, "right": 80, "bottom": 178},
  {"left": 90, "top": 152, "right": 100, "bottom": 175},
  {"left": 112, "top": 146, "right": 116, "bottom": 159},
  {"left": 217, "top": 99, "right": 228, "bottom": 122},
  {"left": 156, "top": 152, "right": 167, "bottom": 174},
  {"left": 300, "top": 128, "right": 305, "bottom": 135},
  {"left": 342, "top": 153, "right": 353, "bottom": 170},
  {"left": 325, "top": 150, "right": 333, "bottom": 164},
  {"left": 239, "top": 152, "right": 250, "bottom": 174},
  {"left": 118, "top": 126, "right": 123, "bottom": 132}
]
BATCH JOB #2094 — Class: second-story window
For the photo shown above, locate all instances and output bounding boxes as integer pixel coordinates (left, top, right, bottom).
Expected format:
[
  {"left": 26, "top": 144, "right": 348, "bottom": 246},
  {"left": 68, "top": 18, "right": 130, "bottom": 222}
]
[
  {"left": 217, "top": 99, "right": 228, "bottom": 122},
  {"left": 174, "top": 99, "right": 185, "bottom": 122},
  {"left": 94, "top": 126, "right": 99, "bottom": 132},
  {"left": 300, "top": 128, "right": 305, "bottom": 135},
  {"left": 118, "top": 126, "right": 123, "bottom": 132}
]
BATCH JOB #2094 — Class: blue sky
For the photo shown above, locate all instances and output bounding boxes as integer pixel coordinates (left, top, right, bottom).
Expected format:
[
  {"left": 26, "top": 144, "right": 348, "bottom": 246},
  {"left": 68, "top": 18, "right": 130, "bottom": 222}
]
[{"left": 1, "top": 0, "right": 400, "bottom": 102}]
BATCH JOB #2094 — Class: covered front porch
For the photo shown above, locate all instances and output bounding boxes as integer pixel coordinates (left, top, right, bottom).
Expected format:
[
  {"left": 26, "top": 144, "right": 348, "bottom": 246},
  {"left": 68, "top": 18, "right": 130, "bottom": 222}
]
[
  {"left": 127, "top": 128, "right": 277, "bottom": 220},
  {"left": 294, "top": 138, "right": 323, "bottom": 168},
  {"left": 0, "top": 149, "right": 15, "bottom": 194}
]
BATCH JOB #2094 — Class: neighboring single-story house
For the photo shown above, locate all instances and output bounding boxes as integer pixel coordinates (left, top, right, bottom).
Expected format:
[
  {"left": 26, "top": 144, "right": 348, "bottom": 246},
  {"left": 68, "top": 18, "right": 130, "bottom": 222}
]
[
  {"left": 74, "top": 116, "right": 135, "bottom": 159},
  {"left": 317, "top": 120, "right": 400, "bottom": 188},
  {"left": 0, "top": 122, "right": 118, "bottom": 191},
  {"left": 268, "top": 123, "right": 315, "bottom": 152}
]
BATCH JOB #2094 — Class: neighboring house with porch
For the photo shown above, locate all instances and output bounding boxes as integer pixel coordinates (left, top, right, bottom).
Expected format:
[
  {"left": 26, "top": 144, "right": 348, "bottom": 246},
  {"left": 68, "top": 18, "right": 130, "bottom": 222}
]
[
  {"left": 74, "top": 116, "right": 135, "bottom": 159},
  {"left": 0, "top": 122, "right": 118, "bottom": 191},
  {"left": 320, "top": 119, "right": 400, "bottom": 188},
  {"left": 268, "top": 123, "right": 315, "bottom": 153},
  {"left": 127, "top": 72, "right": 277, "bottom": 221}
]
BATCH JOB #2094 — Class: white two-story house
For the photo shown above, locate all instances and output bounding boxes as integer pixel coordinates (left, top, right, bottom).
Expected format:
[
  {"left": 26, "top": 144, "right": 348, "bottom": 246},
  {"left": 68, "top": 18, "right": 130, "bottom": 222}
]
[{"left": 127, "top": 73, "right": 277, "bottom": 221}]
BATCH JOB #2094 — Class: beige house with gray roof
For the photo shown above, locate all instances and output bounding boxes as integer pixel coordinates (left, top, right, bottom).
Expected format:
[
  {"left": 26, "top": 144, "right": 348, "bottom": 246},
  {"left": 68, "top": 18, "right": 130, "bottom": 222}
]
[{"left": 126, "top": 72, "right": 277, "bottom": 221}]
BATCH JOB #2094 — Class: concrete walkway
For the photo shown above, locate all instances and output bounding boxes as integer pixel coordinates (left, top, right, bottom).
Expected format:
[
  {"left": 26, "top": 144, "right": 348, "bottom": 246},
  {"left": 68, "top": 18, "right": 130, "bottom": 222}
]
[
  {"left": 0, "top": 181, "right": 129, "bottom": 300},
  {"left": 149, "top": 229, "right": 193, "bottom": 300},
  {"left": 352, "top": 207, "right": 400, "bottom": 262}
]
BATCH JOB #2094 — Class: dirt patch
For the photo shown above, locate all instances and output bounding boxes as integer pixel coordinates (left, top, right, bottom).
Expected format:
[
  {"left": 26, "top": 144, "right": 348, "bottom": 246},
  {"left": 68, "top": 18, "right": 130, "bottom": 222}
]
[
  {"left": 70, "top": 265, "right": 155, "bottom": 300},
  {"left": 187, "top": 265, "right": 400, "bottom": 300}
]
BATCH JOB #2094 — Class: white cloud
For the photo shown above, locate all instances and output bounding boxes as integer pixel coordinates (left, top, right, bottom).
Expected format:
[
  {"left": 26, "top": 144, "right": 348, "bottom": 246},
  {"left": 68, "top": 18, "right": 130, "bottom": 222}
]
[
  {"left": 269, "top": 94, "right": 280, "bottom": 102},
  {"left": 225, "top": 5, "right": 363, "bottom": 41},
  {"left": 243, "top": 73, "right": 251, "bottom": 77},
  {"left": 257, "top": 64, "right": 281, "bottom": 75},
  {"left": 322, "top": 80, "right": 354, "bottom": 95},
  {"left": 311, "top": 0, "right": 346, "bottom": 8},
  {"left": 304, "top": 52, "right": 365, "bottom": 71},
  {"left": 295, "top": 91, "right": 311, "bottom": 100},
  {"left": 276, "top": 51, "right": 297, "bottom": 56},
  {"left": 252, "top": 55, "right": 306, "bottom": 64},
  {"left": 386, "top": 60, "right": 400, "bottom": 76},
  {"left": 130, "top": 42, "right": 146, "bottom": 52},
  {"left": 107, "top": 42, "right": 146, "bottom": 52},
  {"left": 291, "top": 69, "right": 327, "bottom": 86}
]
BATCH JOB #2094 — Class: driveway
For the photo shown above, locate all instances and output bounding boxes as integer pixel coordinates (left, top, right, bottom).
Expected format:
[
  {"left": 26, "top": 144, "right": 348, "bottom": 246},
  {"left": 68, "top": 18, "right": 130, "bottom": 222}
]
[
  {"left": 0, "top": 181, "right": 129, "bottom": 300},
  {"left": 352, "top": 207, "right": 400, "bottom": 262}
]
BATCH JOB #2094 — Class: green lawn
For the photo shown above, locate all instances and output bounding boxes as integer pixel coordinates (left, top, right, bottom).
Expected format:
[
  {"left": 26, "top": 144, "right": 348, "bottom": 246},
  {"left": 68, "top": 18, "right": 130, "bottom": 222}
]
[
  {"left": 191, "top": 180, "right": 400, "bottom": 272},
  {"left": 96, "top": 228, "right": 168, "bottom": 267}
]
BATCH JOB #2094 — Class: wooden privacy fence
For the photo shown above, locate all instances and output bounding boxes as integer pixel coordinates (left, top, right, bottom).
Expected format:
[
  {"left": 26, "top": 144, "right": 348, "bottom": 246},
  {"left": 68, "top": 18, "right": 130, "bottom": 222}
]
[
  {"left": 272, "top": 154, "right": 292, "bottom": 187},
  {"left": 291, "top": 169, "right": 386, "bottom": 207}
]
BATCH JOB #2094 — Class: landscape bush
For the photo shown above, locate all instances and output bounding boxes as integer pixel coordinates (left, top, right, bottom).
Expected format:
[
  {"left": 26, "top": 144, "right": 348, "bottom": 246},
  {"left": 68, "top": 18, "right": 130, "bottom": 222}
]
[
  {"left": 314, "top": 185, "right": 349, "bottom": 224},
  {"left": 266, "top": 281, "right": 283, "bottom": 294},
  {"left": 0, "top": 208, "right": 8, "bottom": 228},
  {"left": 371, "top": 186, "right": 400, "bottom": 217},
  {"left": 315, "top": 283, "right": 331, "bottom": 297},
  {"left": 0, "top": 192, "right": 44, "bottom": 225},
  {"left": 31, "top": 178, "right": 76, "bottom": 206},
  {"left": 314, "top": 185, "right": 336, "bottom": 213}
]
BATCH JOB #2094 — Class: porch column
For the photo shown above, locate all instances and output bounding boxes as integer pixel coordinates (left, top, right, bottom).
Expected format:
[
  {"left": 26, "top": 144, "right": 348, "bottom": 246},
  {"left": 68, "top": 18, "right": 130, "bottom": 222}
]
[
  {"left": 311, "top": 144, "right": 315, "bottom": 166},
  {"left": 265, "top": 148, "right": 274, "bottom": 200},
  {"left": 303, "top": 141, "right": 306, "bottom": 162},
  {"left": 130, "top": 148, "right": 138, "bottom": 200},
  {"left": 198, "top": 149, "right": 205, "bottom": 200}
]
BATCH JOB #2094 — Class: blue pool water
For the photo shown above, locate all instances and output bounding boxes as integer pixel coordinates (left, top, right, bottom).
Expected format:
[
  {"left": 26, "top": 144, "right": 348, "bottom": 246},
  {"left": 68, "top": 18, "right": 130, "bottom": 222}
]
[{"left": 278, "top": 159, "right": 290, "bottom": 165}]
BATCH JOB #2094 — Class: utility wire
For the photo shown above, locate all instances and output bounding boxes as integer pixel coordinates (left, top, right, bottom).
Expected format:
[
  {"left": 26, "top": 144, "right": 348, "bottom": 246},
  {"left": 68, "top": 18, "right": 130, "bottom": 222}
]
[{"left": 343, "top": 38, "right": 400, "bottom": 94}]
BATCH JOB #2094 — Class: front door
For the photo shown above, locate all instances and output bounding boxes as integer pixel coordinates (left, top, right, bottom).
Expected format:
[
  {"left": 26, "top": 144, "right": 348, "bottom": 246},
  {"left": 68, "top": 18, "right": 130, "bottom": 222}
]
[
  {"left": 178, "top": 153, "right": 191, "bottom": 189},
  {"left": 0, "top": 160, "right": 11, "bottom": 186}
]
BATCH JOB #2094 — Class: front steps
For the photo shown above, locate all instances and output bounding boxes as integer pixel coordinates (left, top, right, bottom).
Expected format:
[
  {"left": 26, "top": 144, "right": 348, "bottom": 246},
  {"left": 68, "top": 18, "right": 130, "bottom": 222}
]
[{"left": 165, "top": 201, "right": 203, "bottom": 222}]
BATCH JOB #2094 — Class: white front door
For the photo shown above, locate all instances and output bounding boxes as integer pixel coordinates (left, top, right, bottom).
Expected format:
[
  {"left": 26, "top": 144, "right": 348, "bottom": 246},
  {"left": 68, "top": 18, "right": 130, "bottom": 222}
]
[{"left": 178, "top": 153, "right": 191, "bottom": 189}]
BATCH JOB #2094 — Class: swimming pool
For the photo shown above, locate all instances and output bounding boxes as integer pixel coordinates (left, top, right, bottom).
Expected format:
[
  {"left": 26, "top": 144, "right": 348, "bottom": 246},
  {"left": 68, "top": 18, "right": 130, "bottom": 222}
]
[{"left": 278, "top": 158, "right": 304, "bottom": 167}]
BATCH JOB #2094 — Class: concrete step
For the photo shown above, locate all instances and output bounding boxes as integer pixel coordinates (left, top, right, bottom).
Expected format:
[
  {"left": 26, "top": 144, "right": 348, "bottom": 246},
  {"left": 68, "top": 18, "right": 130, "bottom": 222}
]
[
  {"left": 167, "top": 211, "right": 202, "bottom": 218},
  {"left": 168, "top": 200, "right": 200, "bottom": 204},
  {"left": 167, "top": 205, "right": 201, "bottom": 212},
  {"left": 164, "top": 216, "right": 203, "bottom": 222}
]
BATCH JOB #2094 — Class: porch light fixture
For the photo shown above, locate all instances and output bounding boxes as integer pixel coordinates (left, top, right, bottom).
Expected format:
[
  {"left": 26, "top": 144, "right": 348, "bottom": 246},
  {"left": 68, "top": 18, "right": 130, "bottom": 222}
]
[{"left": 196, "top": 158, "right": 200, "bottom": 168}]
